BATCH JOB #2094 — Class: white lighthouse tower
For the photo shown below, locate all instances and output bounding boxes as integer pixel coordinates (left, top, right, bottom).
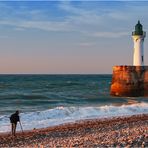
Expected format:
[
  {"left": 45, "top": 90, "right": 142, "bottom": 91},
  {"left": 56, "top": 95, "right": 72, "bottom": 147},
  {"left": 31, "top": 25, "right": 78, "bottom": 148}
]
[{"left": 132, "top": 21, "right": 146, "bottom": 66}]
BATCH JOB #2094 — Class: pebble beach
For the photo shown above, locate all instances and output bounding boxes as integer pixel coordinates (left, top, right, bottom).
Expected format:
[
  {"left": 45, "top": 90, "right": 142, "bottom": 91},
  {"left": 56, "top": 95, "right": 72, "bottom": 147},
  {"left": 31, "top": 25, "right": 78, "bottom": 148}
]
[{"left": 0, "top": 114, "right": 148, "bottom": 147}]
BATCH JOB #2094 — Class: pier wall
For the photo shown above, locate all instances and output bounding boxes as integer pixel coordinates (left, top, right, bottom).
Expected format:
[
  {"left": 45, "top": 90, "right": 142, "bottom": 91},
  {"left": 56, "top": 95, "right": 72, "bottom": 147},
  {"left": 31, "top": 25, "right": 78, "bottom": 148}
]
[{"left": 110, "top": 66, "right": 148, "bottom": 97}]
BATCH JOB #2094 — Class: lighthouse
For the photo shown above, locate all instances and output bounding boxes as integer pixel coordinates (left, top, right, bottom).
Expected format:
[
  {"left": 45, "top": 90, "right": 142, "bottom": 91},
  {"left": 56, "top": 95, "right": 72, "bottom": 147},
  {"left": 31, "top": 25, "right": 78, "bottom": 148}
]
[
  {"left": 132, "top": 21, "right": 146, "bottom": 66},
  {"left": 110, "top": 21, "right": 148, "bottom": 97}
]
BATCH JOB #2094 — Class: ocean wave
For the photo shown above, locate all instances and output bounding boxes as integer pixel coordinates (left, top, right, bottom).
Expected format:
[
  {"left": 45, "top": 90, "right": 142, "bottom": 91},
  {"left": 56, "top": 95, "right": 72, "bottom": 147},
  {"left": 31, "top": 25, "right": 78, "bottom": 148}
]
[{"left": 0, "top": 102, "right": 148, "bottom": 133}]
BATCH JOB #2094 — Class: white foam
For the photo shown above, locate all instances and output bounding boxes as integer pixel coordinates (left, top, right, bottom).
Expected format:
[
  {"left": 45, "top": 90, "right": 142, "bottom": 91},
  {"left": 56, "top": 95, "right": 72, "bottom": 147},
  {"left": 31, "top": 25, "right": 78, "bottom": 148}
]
[{"left": 0, "top": 102, "right": 148, "bottom": 133}]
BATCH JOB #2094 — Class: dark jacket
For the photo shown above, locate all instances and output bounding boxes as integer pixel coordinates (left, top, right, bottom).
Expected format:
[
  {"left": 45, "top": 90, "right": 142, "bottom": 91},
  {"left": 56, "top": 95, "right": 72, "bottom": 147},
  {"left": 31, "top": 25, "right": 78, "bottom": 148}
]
[{"left": 10, "top": 113, "right": 20, "bottom": 124}]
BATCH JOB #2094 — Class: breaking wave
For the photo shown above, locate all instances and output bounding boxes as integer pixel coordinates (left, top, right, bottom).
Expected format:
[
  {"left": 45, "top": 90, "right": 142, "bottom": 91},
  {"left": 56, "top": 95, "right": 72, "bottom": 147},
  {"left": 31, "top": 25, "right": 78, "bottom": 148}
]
[{"left": 0, "top": 102, "right": 148, "bottom": 133}]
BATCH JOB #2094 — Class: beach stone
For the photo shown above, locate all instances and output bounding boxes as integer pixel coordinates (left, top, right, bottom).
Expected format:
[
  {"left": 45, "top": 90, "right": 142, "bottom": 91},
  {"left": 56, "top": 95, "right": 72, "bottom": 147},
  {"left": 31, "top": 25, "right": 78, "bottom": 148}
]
[{"left": 0, "top": 114, "right": 148, "bottom": 147}]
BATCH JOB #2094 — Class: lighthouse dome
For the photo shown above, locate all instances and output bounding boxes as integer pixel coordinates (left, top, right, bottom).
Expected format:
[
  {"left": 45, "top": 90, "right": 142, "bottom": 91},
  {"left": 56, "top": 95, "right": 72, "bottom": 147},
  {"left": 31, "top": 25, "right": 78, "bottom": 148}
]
[{"left": 134, "top": 20, "right": 143, "bottom": 35}]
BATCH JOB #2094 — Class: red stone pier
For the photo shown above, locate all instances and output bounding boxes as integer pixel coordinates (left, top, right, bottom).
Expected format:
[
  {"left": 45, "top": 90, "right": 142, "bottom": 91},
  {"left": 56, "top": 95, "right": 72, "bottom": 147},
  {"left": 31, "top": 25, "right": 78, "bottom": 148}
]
[{"left": 110, "top": 66, "right": 148, "bottom": 97}]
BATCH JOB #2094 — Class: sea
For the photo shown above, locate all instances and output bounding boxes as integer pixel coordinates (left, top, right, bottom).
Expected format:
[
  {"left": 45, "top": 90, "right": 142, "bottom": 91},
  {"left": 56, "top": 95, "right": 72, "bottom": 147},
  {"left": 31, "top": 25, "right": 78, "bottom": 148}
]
[{"left": 0, "top": 74, "right": 148, "bottom": 133}]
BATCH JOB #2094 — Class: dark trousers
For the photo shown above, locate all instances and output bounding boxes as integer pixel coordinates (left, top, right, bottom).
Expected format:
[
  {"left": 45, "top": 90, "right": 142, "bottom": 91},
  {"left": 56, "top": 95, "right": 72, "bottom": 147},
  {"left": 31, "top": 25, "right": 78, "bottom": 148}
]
[{"left": 11, "top": 123, "right": 17, "bottom": 136}]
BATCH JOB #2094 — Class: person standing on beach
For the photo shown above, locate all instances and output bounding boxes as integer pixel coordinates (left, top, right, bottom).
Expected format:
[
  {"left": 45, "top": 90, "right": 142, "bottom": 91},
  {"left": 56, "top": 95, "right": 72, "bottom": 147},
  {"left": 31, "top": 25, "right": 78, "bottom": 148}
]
[{"left": 10, "top": 110, "right": 20, "bottom": 136}]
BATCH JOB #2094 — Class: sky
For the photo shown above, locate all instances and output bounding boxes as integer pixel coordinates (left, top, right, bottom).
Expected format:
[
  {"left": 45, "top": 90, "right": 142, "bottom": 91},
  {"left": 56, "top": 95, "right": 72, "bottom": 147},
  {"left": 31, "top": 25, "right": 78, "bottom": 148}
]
[{"left": 0, "top": 1, "right": 148, "bottom": 74}]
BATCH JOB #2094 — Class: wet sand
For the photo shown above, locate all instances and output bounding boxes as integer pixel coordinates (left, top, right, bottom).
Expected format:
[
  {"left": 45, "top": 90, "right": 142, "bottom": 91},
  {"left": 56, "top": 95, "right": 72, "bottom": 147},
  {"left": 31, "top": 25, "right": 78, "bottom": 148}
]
[{"left": 0, "top": 114, "right": 148, "bottom": 147}]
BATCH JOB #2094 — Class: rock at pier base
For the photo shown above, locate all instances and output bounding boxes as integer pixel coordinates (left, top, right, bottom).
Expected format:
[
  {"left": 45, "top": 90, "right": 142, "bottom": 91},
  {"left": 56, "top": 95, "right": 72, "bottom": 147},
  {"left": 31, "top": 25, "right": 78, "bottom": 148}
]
[{"left": 110, "top": 66, "right": 148, "bottom": 97}]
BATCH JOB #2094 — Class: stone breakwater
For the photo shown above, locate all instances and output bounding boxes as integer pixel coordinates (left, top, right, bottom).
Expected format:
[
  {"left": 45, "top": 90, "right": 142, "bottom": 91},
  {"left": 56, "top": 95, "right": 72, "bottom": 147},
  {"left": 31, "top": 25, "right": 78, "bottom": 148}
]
[
  {"left": 110, "top": 66, "right": 148, "bottom": 97},
  {"left": 0, "top": 114, "right": 148, "bottom": 147}
]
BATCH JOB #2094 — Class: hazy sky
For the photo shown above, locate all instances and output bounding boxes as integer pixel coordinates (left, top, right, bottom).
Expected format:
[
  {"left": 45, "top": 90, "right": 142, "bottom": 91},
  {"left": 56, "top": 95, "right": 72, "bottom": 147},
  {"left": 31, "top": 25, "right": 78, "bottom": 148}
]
[{"left": 0, "top": 1, "right": 148, "bottom": 74}]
